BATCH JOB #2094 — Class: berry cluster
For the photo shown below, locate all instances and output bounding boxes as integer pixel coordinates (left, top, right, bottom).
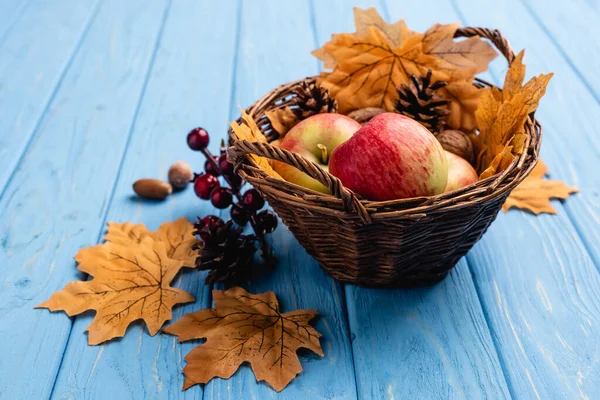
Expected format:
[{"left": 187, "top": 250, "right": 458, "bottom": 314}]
[{"left": 187, "top": 127, "right": 277, "bottom": 283}]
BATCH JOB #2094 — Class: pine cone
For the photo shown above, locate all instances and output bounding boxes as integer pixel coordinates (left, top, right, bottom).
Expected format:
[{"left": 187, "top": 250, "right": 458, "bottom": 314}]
[
  {"left": 290, "top": 82, "right": 337, "bottom": 120},
  {"left": 395, "top": 70, "right": 450, "bottom": 133},
  {"left": 193, "top": 219, "right": 257, "bottom": 285}
]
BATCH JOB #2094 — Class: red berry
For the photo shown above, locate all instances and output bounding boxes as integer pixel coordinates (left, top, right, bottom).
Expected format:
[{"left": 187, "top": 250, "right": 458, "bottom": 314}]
[
  {"left": 204, "top": 156, "right": 220, "bottom": 176},
  {"left": 256, "top": 210, "right": 278, "bottom": 233},
  {"left": 218, "top": 153, "right": 234, "bottom": 176},
  {"left": 230, "top": 203, "right": 249, "bottom": 226},
  {"left": 193, "top": 174, "right": 219, "bottom": 200},
  {"left": 199, "top": 215, "right": 223, "bottom": 229},
  {"left": 198, "top": 215, "right": 223, "bottom": 241},
  {"left": 211, "top": 187, "right": 233, "bottom": 209},
  {"left": 242, "top": 189, "right": 265, "bottom": 211},
  {"left": 187, "top": 127, "right": 209, "bottom": 151},
  {"left": 227, "top": 172, "right": 243, "bottom": 189}
]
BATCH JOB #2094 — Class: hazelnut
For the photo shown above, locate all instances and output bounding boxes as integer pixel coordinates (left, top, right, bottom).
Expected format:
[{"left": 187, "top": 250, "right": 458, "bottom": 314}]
[{"left": 168, "top": 161, "right": 194, "bottom": 190}]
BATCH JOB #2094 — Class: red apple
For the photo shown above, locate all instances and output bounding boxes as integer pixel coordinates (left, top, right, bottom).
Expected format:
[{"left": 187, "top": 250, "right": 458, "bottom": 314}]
[
  {"left": 273, "top": 113, "right": 361, "bottom": 193},
  {"left": 444, "top": 150, "right": 478, "bottom": 192},
  {"left": 329, "top": 113, "right": 447, "bottom": 200}
]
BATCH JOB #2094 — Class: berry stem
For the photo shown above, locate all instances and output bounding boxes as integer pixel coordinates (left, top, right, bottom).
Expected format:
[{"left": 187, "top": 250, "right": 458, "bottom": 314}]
[{"left": 200, "top": 146, "right": 275, "bottom": 266}]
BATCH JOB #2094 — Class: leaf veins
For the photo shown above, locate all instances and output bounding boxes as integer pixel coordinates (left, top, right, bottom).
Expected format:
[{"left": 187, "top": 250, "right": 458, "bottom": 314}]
[
  {"left": 36, "top": 236, "right": 194, "bottom": 345},
  {"left": 164, "top": 286, "right": 323, "bottom": 392}
]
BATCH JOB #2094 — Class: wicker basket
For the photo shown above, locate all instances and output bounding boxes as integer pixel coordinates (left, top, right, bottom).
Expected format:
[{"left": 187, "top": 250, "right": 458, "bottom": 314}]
[{"left": 227, "top": 27, "right": 541, "bottom": 288}]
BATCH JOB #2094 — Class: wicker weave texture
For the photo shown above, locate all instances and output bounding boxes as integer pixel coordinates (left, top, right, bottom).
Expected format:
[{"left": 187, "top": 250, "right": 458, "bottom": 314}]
[{"left": 228, "top": 27, "right": 542, "bottom": 288}]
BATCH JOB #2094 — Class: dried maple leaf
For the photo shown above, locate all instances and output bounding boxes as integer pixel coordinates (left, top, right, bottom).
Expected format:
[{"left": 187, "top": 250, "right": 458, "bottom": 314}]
[
  {"left": 442, "top": 80, "right": 483, "bottom": 132},
  {"left": 36, "top": 237, "right": 195, "bottom": 345},
  {"left": 503, "top": 160, "right": 578, "bottom": 214},
  {"left": 105, "top": 217, "right": 198, "bottom": 267},
  {"left": 474, "top": 50, "right": 553, "bottom": 176},
  {"left": 164, "top": 286, "right": 323, "bottom": 392},
  {"left": 230, "top": 110, "right": 283, "bottom": 180},
  {"left": 313, "top": 7, "right": 497, "bottom": 115},
  {"left": 265, "top": 106, "right": 298, "bottom": 137}
]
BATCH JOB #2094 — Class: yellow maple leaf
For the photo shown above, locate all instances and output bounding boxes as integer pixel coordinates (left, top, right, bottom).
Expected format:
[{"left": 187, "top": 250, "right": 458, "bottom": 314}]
[
  {"left": 36, "top": 237, "right": 195, "bottom": 345},
  {"left": 313, "top": 7, "right": 497, "bottom": 117},
  {"left": 474, "top": 50, "right": 553, "bottom": 176},
  {"left": 503, "top": 160, "right": 578, "bottom": 214},
  {"left": 105, "top": 217, "right": 198, "bottom": 267},
  {"left": 442, "top": 80, "right": 483, "bottom": 133},
  {"left": 164, "top": 287, "right": 323, "bottom": 392},
  {"left": 230, "top": 110, "right": 282, "bottom": 180},
  {"left": 265, "top": 106, "right": 298, "bottom": 137}
]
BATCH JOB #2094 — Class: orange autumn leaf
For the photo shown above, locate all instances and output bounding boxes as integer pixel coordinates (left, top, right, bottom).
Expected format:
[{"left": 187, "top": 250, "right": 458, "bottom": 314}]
[
  {"left": 474, "top": 50, "right": 553, "bottom": 176},
  {"left": 230, "top": 110, "right": 283, "bottom": 180},
  {"left": 503, "top": 160, "right": 578, "bottom": 215},
  {"left": 164, "top": 287, "right": 323, "bottom": 392},
  {"left": 313, "top": 7, "right": 497, "bottom": 118},
  {"left": 36, "top": 236, "right": 195, "bottom": 345},
  {"left": 442, "top": 80, "right": 483, "bottom": 133},
  {"left": 265, "top": 106, "right": 299, "bottom": 137},
  {"left": 105, "top": 217, "right": 198, "bottom": 267}
]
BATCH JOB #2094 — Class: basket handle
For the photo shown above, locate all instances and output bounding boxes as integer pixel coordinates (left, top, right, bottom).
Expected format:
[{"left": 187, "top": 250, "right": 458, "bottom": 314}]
[
  {"left": 228, "top": 139, "right": 372, "bottom": 224},
  {"left": 455, "top": 27, "right": 515, "bottom": 64}
]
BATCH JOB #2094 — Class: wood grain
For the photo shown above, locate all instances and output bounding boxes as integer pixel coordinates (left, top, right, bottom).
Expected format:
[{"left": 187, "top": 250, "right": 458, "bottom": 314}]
[
  {"left": 450, "top": 0, "right": 600, "bottom": 397},
  {"left": 0, "top": 0, "right": 599, "bottom": 399},
  {"left": 203, "top": 1, "right": 358, "bottom": 399},
  {"left": 517, "top": 0, "right": 600, "bottom": 271},
  {"left": 0, "top": 0, "right": 99, "bottom": 192},
  {"left": 312, "top": 1, "right": 511, "bottom": 399},
  {"left": 48, "top": 1, "right": 239, "bottom": 398},
  {"left": 0, "top": 0, "right": 169, "bottom": 398}
]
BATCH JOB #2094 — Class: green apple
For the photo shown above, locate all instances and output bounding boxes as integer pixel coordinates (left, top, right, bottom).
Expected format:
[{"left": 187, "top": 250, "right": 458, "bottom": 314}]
[{"left": 273, "top": 113, "right": 361, "bottom": 193}]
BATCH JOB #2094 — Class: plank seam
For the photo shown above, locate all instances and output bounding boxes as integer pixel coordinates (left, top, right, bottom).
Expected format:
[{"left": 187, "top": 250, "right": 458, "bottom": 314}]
[
  {"left": 201, "top": 0, "right": 242, "bottom": 397},
  {"left": 463, "top": 257, "right": 516, "bottom": 400},
  {"left": 45, "top": 2, "right": 173, "bottom": 399},
  {"left": 520, "top": 0, "right": 600, "bottom": 106},
  {"left": 449, "top": 1, "right": 600, "bottom": 396},
  {"left": 519, "top": 0, "right": 600, "bottom": 273},
  {"left": 307, "top": 1, "right": 359, "bottom": 398},
  {"left": 450, "top": 1, "right": 522, "bottom": 397},
  {"left": 0, "top": 0, "right": 102, "bottom": 203}
]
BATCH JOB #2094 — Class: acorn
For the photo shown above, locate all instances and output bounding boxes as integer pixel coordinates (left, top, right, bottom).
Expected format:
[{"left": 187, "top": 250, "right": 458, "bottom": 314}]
[
  {"left": 436, "top": 129, "right": 474, "bottom": 164},
  {"left": 133, "top": 179, "right": 172, "bottom": 200},
  {"left": 168, "top": 161, "right": 194, "bottom": 190}
]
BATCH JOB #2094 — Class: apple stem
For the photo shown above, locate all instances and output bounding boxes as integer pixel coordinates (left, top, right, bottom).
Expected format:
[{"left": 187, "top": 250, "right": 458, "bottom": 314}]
[{"left": 317, "top": 143, "right": 329, "bottom": 164}]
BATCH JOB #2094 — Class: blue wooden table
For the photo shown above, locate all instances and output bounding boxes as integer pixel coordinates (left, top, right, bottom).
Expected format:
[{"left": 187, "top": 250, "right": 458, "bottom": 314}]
[{"left": 1, "top": 0, "right": 599, "bottom": 399}]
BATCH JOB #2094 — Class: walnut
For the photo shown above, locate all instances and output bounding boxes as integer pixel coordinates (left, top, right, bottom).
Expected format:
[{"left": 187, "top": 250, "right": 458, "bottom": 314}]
[
  {"left": 346, "top": 107, "right": 386, "bottom": 125},
  {"left": 436, "top": 130, "right": 474, "bottom": 163}
]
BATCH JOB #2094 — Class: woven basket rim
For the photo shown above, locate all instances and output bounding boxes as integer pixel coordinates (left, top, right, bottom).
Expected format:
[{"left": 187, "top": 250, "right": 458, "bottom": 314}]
[{"left": 227, "top": 26, "right": 542, "bottom": 224}]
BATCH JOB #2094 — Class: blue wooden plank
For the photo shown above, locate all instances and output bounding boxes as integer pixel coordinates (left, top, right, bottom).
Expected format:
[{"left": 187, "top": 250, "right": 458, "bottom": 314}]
[
  {"left": 520, "top": 0, "right": 600, "bottom": 102},
  {"left": 517, "top": 0, "right": 600, "bottom": 269},
  {"left": 49, "top": 1, "right": 239, "bottom": 398},
  {"left": 310, "top": 1, "right": 511, "bottom": 398},
  {"left": 0, "top": 0, "right": 169, "bottom": 398},
  {"left": 447, "top": 0, "right": 600, "bottom": 397},
  {"left": 203, "top": 1, "right": 358, "bottom": 399},
  {"left": 0, "top": 0, "right": 100, "bottom": 194},
  {"left": 0, "top": 0, "right": 31, "bottom": 47}
]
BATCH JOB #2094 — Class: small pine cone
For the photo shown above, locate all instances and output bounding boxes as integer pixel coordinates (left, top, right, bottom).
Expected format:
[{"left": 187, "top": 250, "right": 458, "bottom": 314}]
[
  {"left": 193, "top": 219, "right": 257, "bottom": 285},
  {"left": 290, "top": 82, "right": 337, "bottom": 120},
  {"left": 395, "top": 70, "right": 450, "bottom": 133},
  {"left": 437, "top": 129, "right": 474, "bottom": 163}
]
